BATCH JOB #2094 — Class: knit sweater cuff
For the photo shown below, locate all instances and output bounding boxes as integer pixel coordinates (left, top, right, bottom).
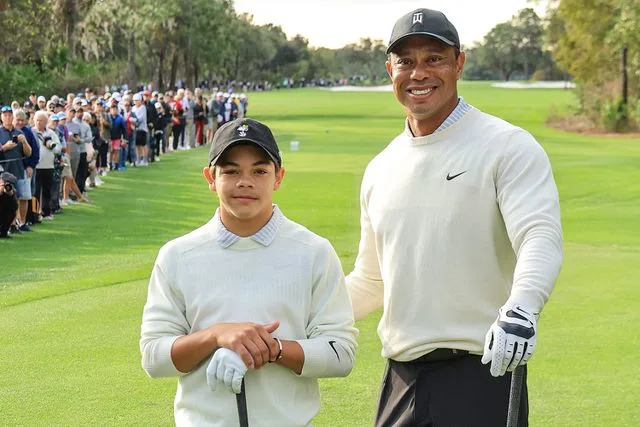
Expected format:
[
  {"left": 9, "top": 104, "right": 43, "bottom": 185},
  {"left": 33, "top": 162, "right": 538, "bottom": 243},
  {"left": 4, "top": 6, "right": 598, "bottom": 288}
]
[
  {"left": 142, "top": 335, "right": 182, "bottom": 378},
  {"left": 297, "top": 339, "right": 329, "bottom": 378}
]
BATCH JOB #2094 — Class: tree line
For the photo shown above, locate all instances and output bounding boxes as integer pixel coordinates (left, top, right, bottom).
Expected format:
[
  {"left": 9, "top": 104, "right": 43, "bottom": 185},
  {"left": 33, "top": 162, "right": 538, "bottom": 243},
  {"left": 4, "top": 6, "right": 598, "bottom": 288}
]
[
  {"left": 0, "top": 0, "right": 387, "bottom": 101},
  {"left": 1, "top": 0, "right": 637, "bottom": 131}
]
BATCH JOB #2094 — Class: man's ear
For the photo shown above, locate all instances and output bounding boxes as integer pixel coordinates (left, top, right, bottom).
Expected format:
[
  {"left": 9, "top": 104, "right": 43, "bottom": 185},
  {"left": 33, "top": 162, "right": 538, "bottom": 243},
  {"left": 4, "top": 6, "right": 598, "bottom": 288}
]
[
  {"left": 456, "top": 51, "right": 466, "bottom": 80},
  {"left": 273, "top": 167, "right": 285, "bottom": 191},
  {"left": 385, "top": 60, "right": 393, "bottom": 79},
  {"left": 202, "top": 166, "right": 216, "bottom": 192}
]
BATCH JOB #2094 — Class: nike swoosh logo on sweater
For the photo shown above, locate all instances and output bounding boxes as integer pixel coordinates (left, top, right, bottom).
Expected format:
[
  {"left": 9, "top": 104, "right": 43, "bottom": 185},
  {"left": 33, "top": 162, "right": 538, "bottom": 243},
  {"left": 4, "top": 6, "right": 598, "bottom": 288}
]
[{"left": 446, "top": 171, "right": 467, "bottom": 181}]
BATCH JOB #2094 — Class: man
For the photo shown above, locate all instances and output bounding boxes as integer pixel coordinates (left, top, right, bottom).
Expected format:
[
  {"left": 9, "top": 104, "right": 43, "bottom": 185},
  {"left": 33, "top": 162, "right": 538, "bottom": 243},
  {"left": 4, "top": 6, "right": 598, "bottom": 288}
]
[
  {"left": 140, "top": 118, "right": 357, "bottom": 426},
  {"left": 36, "top": 96, "right": 46, "bottom": 112},
  {"left": 13, "top": 109, "right": 40, "bottom": 230},
  {"left": 0, "top": 171, "right": 19, "bottom": 238},
  {"left": 0, "top": 106, "right": 32, "bottom": 234},
  {"left": 345, "top": 8, "right": 563, "bottom": 426},
  {"left": 143, "top": 90, "right": 159, "bottom": 162},
  {"left": 131, "top": 93, "right": 149, "bottom": 166}
]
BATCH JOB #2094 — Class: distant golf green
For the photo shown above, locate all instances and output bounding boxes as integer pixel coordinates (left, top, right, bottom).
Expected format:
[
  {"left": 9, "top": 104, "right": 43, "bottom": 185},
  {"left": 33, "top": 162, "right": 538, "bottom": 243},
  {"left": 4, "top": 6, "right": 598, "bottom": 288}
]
[{"left": 1, "top": 83, "right": 638, "bottom": 426}]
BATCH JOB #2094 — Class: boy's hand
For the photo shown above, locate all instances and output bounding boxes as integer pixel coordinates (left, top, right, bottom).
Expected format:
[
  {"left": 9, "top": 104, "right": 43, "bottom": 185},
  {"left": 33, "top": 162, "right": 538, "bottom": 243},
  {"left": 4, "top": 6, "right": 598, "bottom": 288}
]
[
  {"left": 206, "top": 348, "right": 247, "bottom": 394},
  {"left": 210, "top": 321, "right": 280, "bottom": 369}
]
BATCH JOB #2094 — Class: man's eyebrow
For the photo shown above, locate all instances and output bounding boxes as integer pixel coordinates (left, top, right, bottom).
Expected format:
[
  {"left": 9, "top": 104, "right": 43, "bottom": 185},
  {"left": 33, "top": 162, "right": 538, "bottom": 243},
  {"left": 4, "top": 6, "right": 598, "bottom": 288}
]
[{"left": 393, "top": 43, "right": 447, "bottom": 56}]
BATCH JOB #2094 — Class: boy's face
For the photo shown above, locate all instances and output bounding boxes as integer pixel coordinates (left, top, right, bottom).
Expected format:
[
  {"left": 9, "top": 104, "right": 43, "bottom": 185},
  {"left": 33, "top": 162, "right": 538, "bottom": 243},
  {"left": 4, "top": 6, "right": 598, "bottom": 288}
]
[{"left": 203, "top": 144, "right": 284, "bottom": 233}]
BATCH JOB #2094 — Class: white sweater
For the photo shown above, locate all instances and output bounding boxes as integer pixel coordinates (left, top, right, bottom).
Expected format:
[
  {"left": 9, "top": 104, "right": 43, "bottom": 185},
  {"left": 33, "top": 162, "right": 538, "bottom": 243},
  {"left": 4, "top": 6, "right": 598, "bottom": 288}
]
[
  {"left": 140, "top": 208, "right": 357, "bottom": 427},
  {"left": 346, "top": 107, "right": 563, "bottom": 362},
  {"left": 33, "top": 128, "right": 61, "bottom": 169}
]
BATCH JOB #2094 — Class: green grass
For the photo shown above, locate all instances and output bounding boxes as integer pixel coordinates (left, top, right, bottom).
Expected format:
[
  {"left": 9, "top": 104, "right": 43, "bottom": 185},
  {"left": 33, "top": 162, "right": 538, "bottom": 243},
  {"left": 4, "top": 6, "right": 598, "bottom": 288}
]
[{"left": 1, "top": 82, "right": 639, "bottom": 426}]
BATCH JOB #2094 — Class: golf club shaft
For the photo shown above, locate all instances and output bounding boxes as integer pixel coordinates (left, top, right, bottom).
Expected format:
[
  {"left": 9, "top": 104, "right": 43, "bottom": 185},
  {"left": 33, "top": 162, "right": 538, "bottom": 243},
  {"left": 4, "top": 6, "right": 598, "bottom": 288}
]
[
  {"left": 236, "top": 378, "right": 249, "bottom": 427},
  {"left": 506, "top": 365, "right": 525, "bottom": 427}
]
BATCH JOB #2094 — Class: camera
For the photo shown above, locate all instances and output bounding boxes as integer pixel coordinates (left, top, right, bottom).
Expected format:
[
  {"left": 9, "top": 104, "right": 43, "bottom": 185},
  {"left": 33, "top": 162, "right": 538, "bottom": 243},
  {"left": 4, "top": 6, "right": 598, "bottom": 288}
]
[
  {"left": 3, "top": 182, "right": 13, "bottom": 194},
  {"left": 44, "top": 136, "right": 56, "bottom": 150},
  {"left": 12, "top": 135, "right": 18, "bottom": 143}
]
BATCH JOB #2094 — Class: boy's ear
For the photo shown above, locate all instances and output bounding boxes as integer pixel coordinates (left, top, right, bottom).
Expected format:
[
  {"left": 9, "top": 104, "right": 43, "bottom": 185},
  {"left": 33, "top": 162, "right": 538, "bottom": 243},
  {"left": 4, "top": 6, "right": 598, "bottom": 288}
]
[
  {"left": 202, "top": 166, "right": 217, "bottom": 192},
  {"left": 273, "top": 167, "right": 285, "bottom": 191}
]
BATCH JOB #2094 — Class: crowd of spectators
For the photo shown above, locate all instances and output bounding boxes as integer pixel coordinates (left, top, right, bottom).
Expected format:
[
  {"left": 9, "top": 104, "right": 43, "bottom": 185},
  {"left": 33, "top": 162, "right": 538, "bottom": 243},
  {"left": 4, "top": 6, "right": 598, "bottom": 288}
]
[{"left": 0, "top": 85, "right": 249, "bottom": 239}]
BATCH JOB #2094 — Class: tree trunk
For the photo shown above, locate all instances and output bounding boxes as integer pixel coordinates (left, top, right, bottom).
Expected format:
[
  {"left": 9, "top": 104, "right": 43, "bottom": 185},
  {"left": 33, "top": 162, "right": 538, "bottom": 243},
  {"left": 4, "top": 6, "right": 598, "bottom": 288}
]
[
  {"left": 621, "top": 46, "right": 628, "bottom": 106},
  {"left": 194, "top": 59, "right": 199, "bottom": 89},
  {"left": 157, "top": 48, "right": 165, "bottom": 92},
  {"left": 126, "top": 34, "right": 136, "bottom": 90},
  {"left": 169, "top": 50, "right": 179, "bottom": 91}
]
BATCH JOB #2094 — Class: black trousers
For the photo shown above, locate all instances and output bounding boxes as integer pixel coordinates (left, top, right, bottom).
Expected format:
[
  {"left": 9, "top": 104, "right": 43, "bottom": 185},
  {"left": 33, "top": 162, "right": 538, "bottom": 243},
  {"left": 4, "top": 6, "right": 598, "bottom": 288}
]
[
  {"left": 375, "top": 353, "right": 528, "bottom": 427},
  {"left": 75, "top": 152, "right": 88, "bottom": 193},
  {"left": 35, "top": 168, "right": 54, "bottom": 217},
  {"left": 0, "top": 193, "right": 18, "bottom": 235}
]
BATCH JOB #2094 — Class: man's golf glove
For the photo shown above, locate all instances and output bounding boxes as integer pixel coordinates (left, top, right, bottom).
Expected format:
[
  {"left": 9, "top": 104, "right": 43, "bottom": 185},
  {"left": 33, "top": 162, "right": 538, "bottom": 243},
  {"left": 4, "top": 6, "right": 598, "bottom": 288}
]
[
  {"left": 481, "top": 304, "right": 537, "bottom": 377},
  {"left": 206, "top": 348, "right": 247, "bottom": 394}
]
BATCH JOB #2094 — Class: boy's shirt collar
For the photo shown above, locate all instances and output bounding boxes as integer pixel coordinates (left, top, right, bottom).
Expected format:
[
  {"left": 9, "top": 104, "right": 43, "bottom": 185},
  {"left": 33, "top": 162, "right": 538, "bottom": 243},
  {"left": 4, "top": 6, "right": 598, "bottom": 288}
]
[{"left": 213, "top": 204, "right": 284, "bottom": 248}]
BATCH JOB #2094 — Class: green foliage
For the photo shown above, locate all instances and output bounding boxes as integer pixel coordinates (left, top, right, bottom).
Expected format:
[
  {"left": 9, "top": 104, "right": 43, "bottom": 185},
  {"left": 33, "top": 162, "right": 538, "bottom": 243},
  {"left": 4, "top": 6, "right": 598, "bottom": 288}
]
[
  {"left": 0, "top": 64, "right": 53, "bottom": 104},
  {"left": 549, "top": 0, "right": 639, "bottom": 131},
  {"left": 600, "top": 99, "right": 629, "bottom": 132}
]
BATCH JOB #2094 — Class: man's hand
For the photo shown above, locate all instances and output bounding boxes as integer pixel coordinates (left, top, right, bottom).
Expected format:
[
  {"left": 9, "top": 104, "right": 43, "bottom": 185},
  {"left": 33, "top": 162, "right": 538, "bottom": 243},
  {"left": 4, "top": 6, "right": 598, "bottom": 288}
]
[
  {"left": 206, "top": 348, "right": 247, "bottom": 394},
  {"left": 481, "top": 305, "right": 537, "bottom": 377},
  {"left": 26, "top": 167, "right": 33, "bottom": 178},
  {"left": 210, "top": 321, "right": 280, "bottom": 369},
  {"left": 2, "top": 141, "right": 17, "bottom": 151},
  {"left": 17, "top": 134, "right": 27, "bottom": 144}
]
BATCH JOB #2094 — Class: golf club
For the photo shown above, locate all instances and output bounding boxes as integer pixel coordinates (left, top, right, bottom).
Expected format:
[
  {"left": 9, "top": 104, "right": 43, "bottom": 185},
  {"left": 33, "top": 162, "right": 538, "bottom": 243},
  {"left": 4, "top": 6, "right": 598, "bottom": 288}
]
[
  {"left": 506, "top": 365, "right": 525, "bottom": 427},
  {"left": 236, "top": 377, "right": 249, "bottom": 427}
]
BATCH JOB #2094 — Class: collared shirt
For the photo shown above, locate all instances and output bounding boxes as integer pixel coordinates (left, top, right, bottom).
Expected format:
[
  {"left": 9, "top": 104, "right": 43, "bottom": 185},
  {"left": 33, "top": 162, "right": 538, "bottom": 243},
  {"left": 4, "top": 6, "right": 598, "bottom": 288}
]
[
  {"left": 215, "top": 204, "right": 284, "bottom": 248},
  {"left": 434, "top": 97, "right": 471, "bottom": 133},
  {"left": 406, "top": 97, "right": 472, "bottom": 136}
]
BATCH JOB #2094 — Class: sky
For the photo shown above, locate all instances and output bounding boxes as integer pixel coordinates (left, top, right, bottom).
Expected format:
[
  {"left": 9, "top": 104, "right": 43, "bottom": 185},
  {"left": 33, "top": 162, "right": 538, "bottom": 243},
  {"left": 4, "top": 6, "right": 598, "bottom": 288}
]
[{"left": 233, "top": 0, "right": 547, "bottom": 49}]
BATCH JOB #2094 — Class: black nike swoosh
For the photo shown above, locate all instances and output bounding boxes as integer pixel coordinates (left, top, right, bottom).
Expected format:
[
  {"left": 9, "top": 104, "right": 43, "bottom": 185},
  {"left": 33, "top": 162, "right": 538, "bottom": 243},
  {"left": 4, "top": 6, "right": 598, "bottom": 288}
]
[
  {"left": 446, "top": 171, "right": 467, "bottom": 181},
  {"left": 328, "top": 341, "right": 340, "bottom": 361}
]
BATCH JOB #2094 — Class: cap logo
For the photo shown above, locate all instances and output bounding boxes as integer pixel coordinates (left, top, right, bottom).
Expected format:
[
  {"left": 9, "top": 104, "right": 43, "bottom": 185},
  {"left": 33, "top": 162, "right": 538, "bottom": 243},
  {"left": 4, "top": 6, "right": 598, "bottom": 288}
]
[
  {"left": 237, "top": 124, "right": 249, "bottom": 137},
  {"left": 412, "top": 12, "right": 423, "bottom": 24}
]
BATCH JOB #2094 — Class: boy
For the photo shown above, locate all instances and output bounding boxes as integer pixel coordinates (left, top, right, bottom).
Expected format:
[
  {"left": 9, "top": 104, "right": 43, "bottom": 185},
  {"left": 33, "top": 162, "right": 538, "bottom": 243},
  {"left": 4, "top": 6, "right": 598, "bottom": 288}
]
[{"left": 140, "top": 118, "right": 357, "bottom": 426}]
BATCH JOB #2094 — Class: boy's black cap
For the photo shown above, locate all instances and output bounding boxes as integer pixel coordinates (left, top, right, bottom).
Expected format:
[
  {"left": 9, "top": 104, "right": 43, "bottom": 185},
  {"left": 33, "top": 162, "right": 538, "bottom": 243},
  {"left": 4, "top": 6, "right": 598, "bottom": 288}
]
[
  {"left": 208, "top": 118, "right": 281, "bottom": 167},
  {"left": 386, "top": 8, "right": 460, "bottom": 54}
]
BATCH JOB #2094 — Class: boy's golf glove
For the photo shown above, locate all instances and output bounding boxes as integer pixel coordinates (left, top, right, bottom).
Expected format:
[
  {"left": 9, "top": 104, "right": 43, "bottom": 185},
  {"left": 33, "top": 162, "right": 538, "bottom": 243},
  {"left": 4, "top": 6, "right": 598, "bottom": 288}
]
[
  {"left": 206, "top": 348, "right": 247, "bottom": 394},
  {"left": 481, "top": 304, "right": 537, "bottom": 377}
]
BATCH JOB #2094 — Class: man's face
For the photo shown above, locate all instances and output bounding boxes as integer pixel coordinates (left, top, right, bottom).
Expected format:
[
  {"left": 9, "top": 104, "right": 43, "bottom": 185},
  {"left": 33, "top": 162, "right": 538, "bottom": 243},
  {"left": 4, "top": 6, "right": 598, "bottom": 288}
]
[
  {"left": 13, "top": 116, "right": 26, "bottom": 129},
  {"left": 35, "top": 115, "right": 47, "bottom": 130},
  {"left": 75, "top": 109, "right": 83, "bottom": 120},
  {"left": 134, "top": 99, "right": 142, "bottom": 106},
  {"left": 386, "top": 36, "right": 465, "bottom": 129},
  {"left": 205, "top": 144, "right": 284, "bottom": 231},
  {"left": 110, "top": 106, "right": 118, "bottom": 115},
  {"left": 1, "top": 111, "right": 13, "bottom": 128},
  {"left": 38, "top": 100, "right": 46, "bottom": 109}
]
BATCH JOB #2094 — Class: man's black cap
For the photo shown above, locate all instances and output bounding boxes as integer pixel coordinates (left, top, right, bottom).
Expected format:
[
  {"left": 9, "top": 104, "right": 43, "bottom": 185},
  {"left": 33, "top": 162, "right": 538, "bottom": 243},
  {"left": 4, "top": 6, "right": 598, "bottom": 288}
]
[
  {"left": 386, "top": 8, "right": 460, "bottom": 54},
  {"left": 208, "top": 118, "right": 281, "bottom": 168},
  {"left": 1, "top": 171, "right": 18, "bottom": 186}
]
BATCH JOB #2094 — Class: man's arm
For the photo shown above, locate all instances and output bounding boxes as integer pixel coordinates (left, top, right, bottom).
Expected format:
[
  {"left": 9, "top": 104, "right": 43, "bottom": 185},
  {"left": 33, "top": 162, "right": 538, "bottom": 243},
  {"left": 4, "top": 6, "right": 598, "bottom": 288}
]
[
  {"left": 17, "top": 133, "right": 32, "bottom": 157},
  {"left": 345, "top": 170, "right": 384, "bottom": 320},
  {"left": 497, "top": 129, "right": 563, "bottom": 312},
  {"left": 295, "top": 239, "right": 358, "bottom": 378}
]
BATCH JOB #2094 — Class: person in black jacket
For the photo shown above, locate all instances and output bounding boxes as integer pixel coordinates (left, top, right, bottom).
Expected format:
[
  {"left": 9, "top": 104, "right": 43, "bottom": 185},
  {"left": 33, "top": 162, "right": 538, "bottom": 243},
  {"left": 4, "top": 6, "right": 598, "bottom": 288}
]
[
  {"left": 0, "top": 171, "right": 19, "bottom": 238},
  {"left": 144, "top": 91, "right": 159, "bottom": 163}
]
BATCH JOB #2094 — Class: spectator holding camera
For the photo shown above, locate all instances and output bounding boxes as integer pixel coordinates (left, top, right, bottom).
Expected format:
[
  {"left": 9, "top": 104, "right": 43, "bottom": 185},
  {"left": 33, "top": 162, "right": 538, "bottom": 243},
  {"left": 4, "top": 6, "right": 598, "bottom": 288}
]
[
  {"left": 33, "top": 111, "right": 60, "bottom": 220},
  {"left": 0, "top": 171, "right": 19, "bottom": 238},
  {"left": 0, "top": 106, "right": 32, "bottom": 234}
]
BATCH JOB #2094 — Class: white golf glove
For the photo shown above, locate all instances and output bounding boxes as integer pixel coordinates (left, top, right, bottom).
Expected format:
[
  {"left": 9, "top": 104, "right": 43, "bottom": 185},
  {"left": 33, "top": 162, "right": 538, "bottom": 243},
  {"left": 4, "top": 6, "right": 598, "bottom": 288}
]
[
  {"left": 206, "top": 348, "right": 247, "bottom": 394},
  {"left": 481, "top": 305, "right": 537, "bottom": 377}
]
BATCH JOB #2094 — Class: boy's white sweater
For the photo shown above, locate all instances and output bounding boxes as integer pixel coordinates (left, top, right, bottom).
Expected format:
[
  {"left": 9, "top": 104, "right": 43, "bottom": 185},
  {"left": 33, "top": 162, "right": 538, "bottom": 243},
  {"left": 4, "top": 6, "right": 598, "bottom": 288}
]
[{"left": 140, "top": 208, "right": 357, "bottom": 426}]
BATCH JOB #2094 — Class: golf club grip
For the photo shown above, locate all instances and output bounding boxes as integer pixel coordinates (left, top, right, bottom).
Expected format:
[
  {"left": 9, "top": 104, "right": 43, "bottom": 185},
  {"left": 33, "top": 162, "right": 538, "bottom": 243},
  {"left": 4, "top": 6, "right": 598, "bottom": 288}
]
[
  {"left": 506, "top": 365, "right": 525, "bottom": 427},
  {"left": 236, "top": 378, "right": 249, "bottom": 427}
]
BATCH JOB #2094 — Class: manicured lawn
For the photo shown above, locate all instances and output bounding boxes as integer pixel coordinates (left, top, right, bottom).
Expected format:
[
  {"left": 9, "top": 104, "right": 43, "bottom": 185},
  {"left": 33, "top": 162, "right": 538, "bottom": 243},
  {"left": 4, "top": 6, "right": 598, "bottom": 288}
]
[{"left": 1, "top": 83, "right": 638, "bottom": 425}]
